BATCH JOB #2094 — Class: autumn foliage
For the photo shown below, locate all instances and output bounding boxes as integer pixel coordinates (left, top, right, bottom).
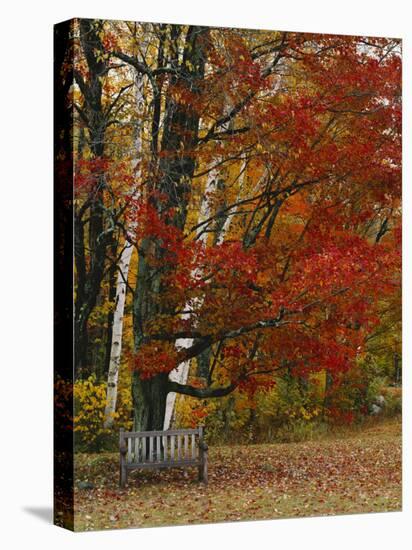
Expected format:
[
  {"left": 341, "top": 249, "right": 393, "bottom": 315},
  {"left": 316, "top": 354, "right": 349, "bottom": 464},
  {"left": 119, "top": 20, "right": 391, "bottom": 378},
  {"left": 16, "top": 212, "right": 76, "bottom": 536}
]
[{"left": 70, "top": 20, "right": 401, "bottom": 432}]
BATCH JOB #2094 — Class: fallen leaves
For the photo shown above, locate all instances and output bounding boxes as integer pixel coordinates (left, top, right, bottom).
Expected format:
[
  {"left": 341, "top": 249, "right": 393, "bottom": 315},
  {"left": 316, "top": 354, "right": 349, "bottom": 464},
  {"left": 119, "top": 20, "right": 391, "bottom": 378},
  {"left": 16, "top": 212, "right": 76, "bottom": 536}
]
[{"left": 73, "top": 417, "right": 401, "bottom": 531}]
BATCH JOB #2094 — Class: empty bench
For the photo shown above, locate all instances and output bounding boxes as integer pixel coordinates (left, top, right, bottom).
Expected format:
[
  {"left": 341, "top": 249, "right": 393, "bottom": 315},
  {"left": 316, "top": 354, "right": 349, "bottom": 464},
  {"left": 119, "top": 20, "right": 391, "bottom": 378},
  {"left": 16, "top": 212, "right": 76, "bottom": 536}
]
[{"left": 119, "top": 426, "right": 208, "bottom": 487}]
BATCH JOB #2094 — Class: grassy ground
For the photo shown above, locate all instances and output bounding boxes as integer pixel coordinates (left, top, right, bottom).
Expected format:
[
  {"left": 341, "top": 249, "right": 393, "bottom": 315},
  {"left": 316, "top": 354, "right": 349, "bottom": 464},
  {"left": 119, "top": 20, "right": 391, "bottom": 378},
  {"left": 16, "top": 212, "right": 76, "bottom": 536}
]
[{"left": 73, "top": 417, "right": 401, "bottom": 531}]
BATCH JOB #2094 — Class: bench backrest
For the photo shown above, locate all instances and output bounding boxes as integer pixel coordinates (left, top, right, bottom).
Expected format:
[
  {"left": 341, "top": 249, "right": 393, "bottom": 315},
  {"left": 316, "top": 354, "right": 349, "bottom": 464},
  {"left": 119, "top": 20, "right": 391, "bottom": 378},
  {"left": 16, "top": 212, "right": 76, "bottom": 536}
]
[{"left": 120, "top": 427, "right": 204, "bottom": 466}]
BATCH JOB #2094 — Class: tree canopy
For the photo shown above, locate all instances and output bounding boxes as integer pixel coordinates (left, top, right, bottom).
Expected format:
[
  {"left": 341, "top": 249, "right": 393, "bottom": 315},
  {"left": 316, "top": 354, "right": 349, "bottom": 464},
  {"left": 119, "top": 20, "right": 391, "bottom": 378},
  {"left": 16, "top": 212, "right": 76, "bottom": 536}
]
[{"left": 65, "top": 20, "right": 401, "bottom": 430}]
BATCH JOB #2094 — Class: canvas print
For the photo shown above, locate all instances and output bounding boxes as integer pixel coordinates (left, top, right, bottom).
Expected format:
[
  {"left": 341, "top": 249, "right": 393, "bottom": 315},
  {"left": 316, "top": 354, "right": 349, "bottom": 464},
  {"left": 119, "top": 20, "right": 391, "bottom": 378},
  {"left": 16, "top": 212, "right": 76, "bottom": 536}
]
[{"left": 54, "top": 18, "right": 402, "bottom": 531}]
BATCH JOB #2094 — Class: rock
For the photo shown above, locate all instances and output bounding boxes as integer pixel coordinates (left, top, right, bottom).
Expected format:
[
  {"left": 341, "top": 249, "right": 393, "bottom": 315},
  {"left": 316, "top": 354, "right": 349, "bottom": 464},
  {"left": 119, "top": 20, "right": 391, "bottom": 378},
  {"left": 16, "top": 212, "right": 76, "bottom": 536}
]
[
  {"left": 376, "top": 395, "right": 385, "bottom": 406},
  {"left": 370, "top": 404, "right": 382, "bottom": 415}
]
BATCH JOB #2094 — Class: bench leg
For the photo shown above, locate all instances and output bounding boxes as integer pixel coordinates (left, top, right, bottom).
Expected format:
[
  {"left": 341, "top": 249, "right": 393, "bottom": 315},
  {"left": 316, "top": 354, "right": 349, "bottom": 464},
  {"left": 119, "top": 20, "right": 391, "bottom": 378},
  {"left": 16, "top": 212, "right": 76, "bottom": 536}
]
[
  {"left": 199, "top": 451, "right": 208, "bottom": 484},
  {"left": 121, "top": 469, "right": 127, "bottom": 488},
  {"left": 202, "top": 451, "right": 208, "bottom": 485},
  {"left": 119, "top": 429, "right": 127, "bottom": 488},
  {"left": 120, "top": 458, "right": 127, "bottom": 488}
]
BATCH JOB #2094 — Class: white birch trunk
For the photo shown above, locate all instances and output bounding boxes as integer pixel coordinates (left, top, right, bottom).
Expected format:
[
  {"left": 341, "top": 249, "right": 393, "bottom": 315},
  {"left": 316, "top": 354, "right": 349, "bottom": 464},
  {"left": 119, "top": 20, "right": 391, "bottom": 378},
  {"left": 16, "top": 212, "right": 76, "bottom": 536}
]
[
  {"left": 103, "top": 242, "right": 134, "bottom": 427},
  {"left": 163, "top": 162, "right": 247, "bottom": 429},
  {"left": 103, "top": 62, "right": 146, "bottom": 427},
  {"left": 163, "top": 169, "right": 216, "bottom": 429}
]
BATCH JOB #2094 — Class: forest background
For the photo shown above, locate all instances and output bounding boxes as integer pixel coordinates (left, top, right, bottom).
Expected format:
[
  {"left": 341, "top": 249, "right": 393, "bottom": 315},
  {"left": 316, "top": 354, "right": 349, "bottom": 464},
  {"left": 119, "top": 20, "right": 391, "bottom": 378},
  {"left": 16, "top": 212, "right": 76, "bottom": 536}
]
[{"left": 59, "top": 19, "right": 402, "bottom": 452}]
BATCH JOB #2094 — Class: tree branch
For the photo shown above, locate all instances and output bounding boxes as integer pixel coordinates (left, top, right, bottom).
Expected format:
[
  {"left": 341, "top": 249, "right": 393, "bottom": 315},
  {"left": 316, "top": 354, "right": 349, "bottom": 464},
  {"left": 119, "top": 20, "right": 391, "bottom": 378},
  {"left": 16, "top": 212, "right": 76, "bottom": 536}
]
[{"left": 168, "top": 380, "right": 237, "bottom": 398}]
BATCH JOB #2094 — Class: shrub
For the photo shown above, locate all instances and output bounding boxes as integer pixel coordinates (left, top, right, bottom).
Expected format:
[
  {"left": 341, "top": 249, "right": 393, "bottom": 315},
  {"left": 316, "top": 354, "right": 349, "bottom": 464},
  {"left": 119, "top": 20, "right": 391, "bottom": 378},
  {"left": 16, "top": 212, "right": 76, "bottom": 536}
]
[
  {"left": 276, "top": 419, "right": 330, "bottom": 443},
  {"left": 381, "top": 386, "right": 402, "bottom": 417},
  {"left": 174, "top": 391, "right": 251, "bottom": 444},
  {"left": 174, "top": 375, "right": 326, "bottom": 444},
  {"left": 74, "top": 375, "right": 132, "bottom": 452}
]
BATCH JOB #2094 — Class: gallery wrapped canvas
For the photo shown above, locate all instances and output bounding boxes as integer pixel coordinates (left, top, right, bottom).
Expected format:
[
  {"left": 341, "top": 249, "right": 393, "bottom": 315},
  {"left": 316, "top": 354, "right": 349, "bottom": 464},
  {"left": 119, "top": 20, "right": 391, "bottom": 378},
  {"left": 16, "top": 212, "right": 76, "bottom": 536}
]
[{"left": 54, "top": 18, "right": 402, "bottom": 531}]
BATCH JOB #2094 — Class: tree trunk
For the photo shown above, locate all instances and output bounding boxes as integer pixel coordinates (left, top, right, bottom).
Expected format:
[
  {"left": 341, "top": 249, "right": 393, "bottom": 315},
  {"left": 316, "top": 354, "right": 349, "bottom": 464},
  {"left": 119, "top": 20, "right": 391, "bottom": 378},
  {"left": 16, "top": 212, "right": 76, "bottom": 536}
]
[
  {"left": 74, "top": 19, "right": 111, "bottom": 374},
  {"left": 323, "top": 371, "right": 333, "bottom": 417},
  {"left": 103, "top": 240, "right": 119, "bottom": 378},
  {"left": 103, "top": 242, "right": 134, "bottom": 428},
  {"left": 163, "top": 167, "right": 217, "bottom": 429},
  {"left": 132, "top": 372, "right": 170, "bottom": 431},
  {"left": 131, "top": 25, "right": 207, "bottom": 431},
  {"left": 164, "top": 161, "right": 246, "bottom": 428},
  {"left": 103, "top": 49, "right": 146, "bottom": 427}
]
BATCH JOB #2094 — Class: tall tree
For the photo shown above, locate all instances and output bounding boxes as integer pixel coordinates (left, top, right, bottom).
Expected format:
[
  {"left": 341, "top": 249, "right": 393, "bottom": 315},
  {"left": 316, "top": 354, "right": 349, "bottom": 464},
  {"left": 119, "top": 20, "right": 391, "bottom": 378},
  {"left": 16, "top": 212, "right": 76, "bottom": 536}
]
[
  {"left": 73, "top": 23, "right": 401, "bottom": 430},
  {"left": 73, "top": 19, "right": 132, "bottom": 373}
]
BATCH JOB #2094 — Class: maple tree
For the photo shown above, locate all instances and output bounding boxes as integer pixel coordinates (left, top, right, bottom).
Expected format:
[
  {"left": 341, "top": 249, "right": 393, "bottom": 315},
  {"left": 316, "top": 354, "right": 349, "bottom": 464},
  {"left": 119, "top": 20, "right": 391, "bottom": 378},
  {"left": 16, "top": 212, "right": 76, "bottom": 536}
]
[{"left": 71, "top": 21, "right": 401, "bottom": 431}]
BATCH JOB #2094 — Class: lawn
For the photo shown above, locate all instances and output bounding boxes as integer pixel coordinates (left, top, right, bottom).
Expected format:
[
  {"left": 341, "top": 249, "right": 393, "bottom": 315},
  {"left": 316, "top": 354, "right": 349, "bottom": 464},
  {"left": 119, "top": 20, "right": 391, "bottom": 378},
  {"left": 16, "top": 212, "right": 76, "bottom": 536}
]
[{"left": 73, "top": 417, "right": 401, "bottom": 531}]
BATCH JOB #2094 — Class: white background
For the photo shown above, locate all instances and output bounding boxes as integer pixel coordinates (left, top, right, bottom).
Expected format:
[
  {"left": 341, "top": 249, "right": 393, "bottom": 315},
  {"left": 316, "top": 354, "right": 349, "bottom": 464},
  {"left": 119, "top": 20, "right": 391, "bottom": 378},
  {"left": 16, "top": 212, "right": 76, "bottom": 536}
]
[{"left": 0, "top": 0, "right": 410, "bottom": 548}]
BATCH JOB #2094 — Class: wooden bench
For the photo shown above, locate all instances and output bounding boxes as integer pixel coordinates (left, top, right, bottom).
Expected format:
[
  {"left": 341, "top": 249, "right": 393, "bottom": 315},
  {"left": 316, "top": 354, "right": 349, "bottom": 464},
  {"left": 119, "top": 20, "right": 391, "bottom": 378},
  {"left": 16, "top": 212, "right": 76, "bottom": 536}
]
[{"left": 119, "top": 426, "right": 208, "bottom": 487}]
